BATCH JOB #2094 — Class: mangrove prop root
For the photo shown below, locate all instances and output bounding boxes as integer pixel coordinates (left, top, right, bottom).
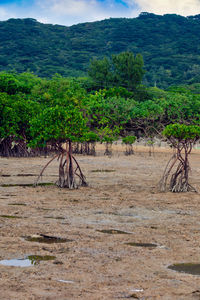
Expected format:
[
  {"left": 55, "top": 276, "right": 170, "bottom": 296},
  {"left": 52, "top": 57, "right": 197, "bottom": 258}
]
[
  {"left": 104, "top": 142, "right": 112, "bottom": 156},
  {"left": 125, "top": 144, "right": 134, "bottom": 156},
  {"left": 35, "top": 144, "right": 87, "bottom": 189},
  {"left": 72, "top": 156, "right": 88, "bottom": 186},
  {"left": 159, "top": 141, "right": 197, "bottom": 193},
  {"left": 34, "top": 154, "right": 60, "bottom": 186},
  {"left": 72, "top": 142, "right": 96, "bottom": 156},
  {"left": 159, "top": 153, "right": 177, "bottom": 192}
]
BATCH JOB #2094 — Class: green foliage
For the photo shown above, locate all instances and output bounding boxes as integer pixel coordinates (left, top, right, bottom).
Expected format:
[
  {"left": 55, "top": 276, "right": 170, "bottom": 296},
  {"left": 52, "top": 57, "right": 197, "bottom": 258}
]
[
  {"left": 162, "top": 124, "right": 200, "bottom": 141},
  {"left": 0, "top": 92, "right": 39, "bottom": 140},
  {"left": 88, "top": 57, "right": 113, "bottom": 89},
  {"left": 0, "top": 73, "right": 21, "bottom": 95},
  {"left": 84, "top": 89, "right": 134, "bottom": 143},
  {"left": 100, "top": 87, "right": 133, "bottom": 98},
  {"left": 85, "top": 89, "right": 136, "bottom": 131},
  {"left": 133, "top": 99, "right": 164, "bottom": 120},
  {"left": 29, "top": 78, "right": 89, "bottom": 148},
  {"left": 84, "top": 131, "right": 100, "bottom": 142},
  {"left": 2, "top": 15, "right": 200, "bottom": 87},
  {"left": 97, "top": 125, "right": 120, "bottom": 143},
  {"left": 16, "top": 72, "right": 41, "bottom": 94},
  {"left": 1, "top": 69, "right": 200, "bottom": 157},
  {"left": 147, "top": 86, "right": 167, "bottom": 99},
  {"left": 31, "top": 75, "right": 86, "bottom": 106},
  {"left": 122, "top": 135, "right": 136, "bottom": 145},
  {"left": 161, "top": 93, "right": 200, "bottom": 125},
  {"left": 131, "top": 99, "right": 165, "bottom": 136},
  {"left": 0, "top": 72, "right": 41, "bottom": 95},
  {"left": 88, "top": 51, "right": 145, "bottom": 91},
  {"left": 0, "top": 93, "right": 18, "bottom": 137},
  {"left": 112, "top": 52, "right": 145, "bottom": 90},
  {"left": 29, "top": 104, "right": 88, "bottom": 148},
  {"left": 130, "top": 91, "right": 200, "bottom": 137}
]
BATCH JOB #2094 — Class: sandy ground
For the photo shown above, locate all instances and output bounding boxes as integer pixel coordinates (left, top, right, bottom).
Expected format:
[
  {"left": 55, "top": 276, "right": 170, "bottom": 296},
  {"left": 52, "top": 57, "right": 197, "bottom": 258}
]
[{"left": 0, "top": 145, "right": 200, "bottom": 300}]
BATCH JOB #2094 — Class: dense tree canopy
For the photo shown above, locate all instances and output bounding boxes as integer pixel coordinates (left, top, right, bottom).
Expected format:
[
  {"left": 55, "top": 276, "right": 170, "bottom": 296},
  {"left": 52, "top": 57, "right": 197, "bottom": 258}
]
[
  {"left": 0, "top": 71, "right": 200, "bottom": 158},
  {"left": 1, "top": 14, "right": 200, "bottom": 87},
  {"left": 88, "top": 52, "right": 145, "bottom": 91},
  {"left": 0, "top": 70, "right": 200, "bottom": 190}
]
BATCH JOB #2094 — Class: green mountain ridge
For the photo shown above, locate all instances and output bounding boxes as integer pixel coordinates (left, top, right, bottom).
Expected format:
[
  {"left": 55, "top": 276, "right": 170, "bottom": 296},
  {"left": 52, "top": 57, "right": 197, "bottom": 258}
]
[{"left": 1, "top": 13, "right": 200, "bottom": 88}]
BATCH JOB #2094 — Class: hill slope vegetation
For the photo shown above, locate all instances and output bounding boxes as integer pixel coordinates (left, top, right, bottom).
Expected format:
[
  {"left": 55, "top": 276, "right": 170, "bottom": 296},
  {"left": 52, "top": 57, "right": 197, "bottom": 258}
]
[{"left": 1, "top": 13, "right": 200, "bottom": 87}]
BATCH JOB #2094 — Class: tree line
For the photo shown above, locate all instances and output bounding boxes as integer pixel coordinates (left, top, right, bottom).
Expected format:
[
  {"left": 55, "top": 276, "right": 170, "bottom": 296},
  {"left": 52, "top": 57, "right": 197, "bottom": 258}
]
[{"left": 1, "top": 52, "right": 200, "bottom": 191}]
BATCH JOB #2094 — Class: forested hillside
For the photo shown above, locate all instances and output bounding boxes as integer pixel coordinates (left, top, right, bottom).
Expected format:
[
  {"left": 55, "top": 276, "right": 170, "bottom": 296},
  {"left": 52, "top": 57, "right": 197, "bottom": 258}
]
[{"left": 1, "top": 13, "right": 200, "bottom": 88}]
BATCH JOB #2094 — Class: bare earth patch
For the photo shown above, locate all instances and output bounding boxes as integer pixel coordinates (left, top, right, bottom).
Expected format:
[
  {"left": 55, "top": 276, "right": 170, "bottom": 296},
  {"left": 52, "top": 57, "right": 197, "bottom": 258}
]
[{"left": 0, "top": 145, "right": 200, "bottom": 299}]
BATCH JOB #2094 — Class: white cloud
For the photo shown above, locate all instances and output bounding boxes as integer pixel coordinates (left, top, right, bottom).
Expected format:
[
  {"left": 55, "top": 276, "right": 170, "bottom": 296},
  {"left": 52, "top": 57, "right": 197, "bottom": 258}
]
[
  {"left": 46, "top": 0, "right": 98, "bottom": 15},
  {"left": 1, "top": 0, "right": 200, "bottom": 26},
  {"left": 35, "top": 0, "right": 132, "bottom": 25},
  {"left": 36, "top": 0, "right": 200, "bottom": 26},
  {"left": 0, "top": 7, "right": 16, "bottom": 20},
  {"left": 128, "top": 0, "right": 200, "bottom": 16}
]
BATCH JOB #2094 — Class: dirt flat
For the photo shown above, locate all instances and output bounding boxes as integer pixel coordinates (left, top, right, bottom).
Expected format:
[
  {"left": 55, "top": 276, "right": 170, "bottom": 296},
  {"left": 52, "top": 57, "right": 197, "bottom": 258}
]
[{"left": 0, "top": 145, "right": 200, "bottom": 300}]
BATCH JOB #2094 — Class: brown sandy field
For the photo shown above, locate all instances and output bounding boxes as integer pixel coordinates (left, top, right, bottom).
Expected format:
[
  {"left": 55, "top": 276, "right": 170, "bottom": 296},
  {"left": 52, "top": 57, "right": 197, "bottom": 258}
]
[{"left": 0, "top": 144, "right": 200, "bottom": 300}]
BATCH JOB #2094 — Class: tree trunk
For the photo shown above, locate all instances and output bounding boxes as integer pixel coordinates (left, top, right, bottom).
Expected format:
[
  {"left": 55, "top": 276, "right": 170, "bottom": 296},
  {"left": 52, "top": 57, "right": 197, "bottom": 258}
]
[
  {"left": 35, "top": 140, "right": 87, "bottom": 189},
  {"left": 125, "top": 144, "right": 134, "bottom": 155},
  {"left": 104, "top": 142, "right": 112, "bottom": 156},
  {"left": 159, "top": 142, "right": 196, "bottom": 193},
  {"left": 57, "top": 140, "right": 77, "bottom": 189}
]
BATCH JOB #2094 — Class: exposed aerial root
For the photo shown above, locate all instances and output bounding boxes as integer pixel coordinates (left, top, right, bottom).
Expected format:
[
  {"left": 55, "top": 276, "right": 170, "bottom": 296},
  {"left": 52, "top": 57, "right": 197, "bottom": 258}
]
[
  {"left": 159, "top": 153, "right": 177, "bottom": 192},
  {"left": 34, "top": 154, "right": 60, "bottom": 186},
  {"left": 35, "top": 141, "right": 87, "bottom": 189},
  {"left": 159, "top": 142, "right": 197, "bottom": 193}
]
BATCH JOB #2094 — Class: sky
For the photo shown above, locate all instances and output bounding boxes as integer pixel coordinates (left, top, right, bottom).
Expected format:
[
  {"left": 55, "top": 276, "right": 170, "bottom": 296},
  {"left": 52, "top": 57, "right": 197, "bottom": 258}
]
[{"left": 0, "top": 0, "right": 200, "bottom": 26}]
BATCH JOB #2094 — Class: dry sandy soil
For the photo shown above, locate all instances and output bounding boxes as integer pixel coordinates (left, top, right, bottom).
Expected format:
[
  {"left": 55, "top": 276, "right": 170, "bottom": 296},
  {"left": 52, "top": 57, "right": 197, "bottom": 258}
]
[{"left": 0, "top": 144, "right": 200, "bottom": 300}]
